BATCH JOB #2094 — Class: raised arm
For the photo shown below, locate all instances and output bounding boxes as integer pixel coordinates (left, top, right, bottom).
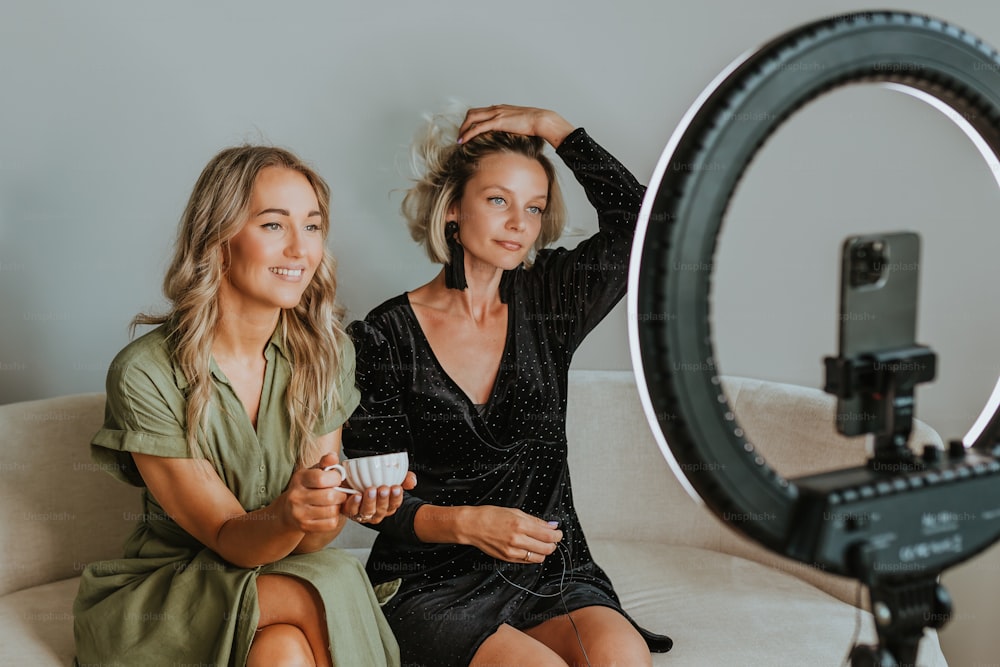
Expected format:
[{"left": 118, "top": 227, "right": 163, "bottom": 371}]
[
  {"left": 521, "top": 126, "right": 646, "bottom": 353},
  {"left": 457, "top": 105, "right": 575, "bottom": 148}
]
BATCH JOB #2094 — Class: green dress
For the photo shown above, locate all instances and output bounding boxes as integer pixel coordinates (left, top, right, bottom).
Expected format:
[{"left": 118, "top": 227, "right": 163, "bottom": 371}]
[{"left": 73, "top": 324, "right": 400, "bottom": 667}]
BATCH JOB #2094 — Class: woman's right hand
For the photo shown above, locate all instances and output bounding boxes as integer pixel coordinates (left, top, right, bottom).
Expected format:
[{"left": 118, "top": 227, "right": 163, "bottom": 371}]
[
  {"left": 458, "top": 505, "right": 563, "bottom": 564},
  {"left": 457, "top": 104, "right": 575, "bottom": 149},
  {"left": 281, "top": 452, "right": 351, "bottom": 534}
]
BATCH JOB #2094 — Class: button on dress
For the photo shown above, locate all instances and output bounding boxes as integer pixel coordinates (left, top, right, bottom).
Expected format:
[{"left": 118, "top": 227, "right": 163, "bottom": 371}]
[{"left": 73, "top": 324, "right": 400, "bottom": 666}]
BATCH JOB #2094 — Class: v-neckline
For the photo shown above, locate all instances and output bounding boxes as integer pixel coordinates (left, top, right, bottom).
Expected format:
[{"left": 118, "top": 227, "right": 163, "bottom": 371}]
[
  {"left": 209, "top": 347, "right": 273, "bottom": 438},
  {"left": 403, "top": 292, "right": 515, "bottom": 414}
]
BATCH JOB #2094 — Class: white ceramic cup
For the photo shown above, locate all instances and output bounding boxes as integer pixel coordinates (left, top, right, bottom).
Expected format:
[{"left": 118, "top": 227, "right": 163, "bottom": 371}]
[{"left": 324, "top": 452, "right": 409, "bottom": 495}]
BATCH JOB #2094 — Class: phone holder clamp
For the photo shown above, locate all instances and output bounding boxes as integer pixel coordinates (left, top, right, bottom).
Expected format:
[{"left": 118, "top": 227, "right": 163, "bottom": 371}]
[{"left": 824, "top": 346, "right": 938, "bottom": 468}]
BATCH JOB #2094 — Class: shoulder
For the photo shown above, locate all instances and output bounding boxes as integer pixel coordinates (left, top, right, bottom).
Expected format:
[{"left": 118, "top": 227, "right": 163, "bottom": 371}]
[
  {"left": 365, "top": 293, "right": 411, "bottom": 322},
  {"left": 517, "top": 245, "right": 573, "bottom": 289},
  {"left": 347, "top": 294, "right": 412, "bottom": 346},
  {"left": 100, "top": 324, "right": 188, "bottom": 438},
  {"left": 334, "top": 330, "right": 357, "bottom": 376},
  {"left": 111, "top": 324, "right": 172, "bottom": 365},
  {"left": 106, "top": 325, "right": 178, "bottom": 391}
]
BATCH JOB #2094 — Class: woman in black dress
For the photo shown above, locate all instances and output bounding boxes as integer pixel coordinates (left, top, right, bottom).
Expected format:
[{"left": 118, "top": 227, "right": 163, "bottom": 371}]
[{"left": 343, "top": 105, "right": 672, "bottom": 666}]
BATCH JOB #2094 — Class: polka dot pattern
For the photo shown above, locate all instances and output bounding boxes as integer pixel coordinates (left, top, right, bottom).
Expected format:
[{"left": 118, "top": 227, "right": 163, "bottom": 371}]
[{"left": 343, "top": 129, "right": 670, "bottom": 666}]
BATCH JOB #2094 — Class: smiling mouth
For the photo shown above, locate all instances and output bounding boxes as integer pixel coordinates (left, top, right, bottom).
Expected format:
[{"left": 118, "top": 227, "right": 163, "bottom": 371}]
[{"left": 270, "top": 267, "right": 305, "bottom": 278}]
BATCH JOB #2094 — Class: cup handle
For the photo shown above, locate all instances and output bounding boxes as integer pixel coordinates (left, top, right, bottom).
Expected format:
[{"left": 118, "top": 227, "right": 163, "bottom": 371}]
[{"left": 322, "top": 464, "right": 359, "bottom": 495}]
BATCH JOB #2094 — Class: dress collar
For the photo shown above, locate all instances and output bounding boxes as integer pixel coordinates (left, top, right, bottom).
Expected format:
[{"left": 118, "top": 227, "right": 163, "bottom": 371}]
[{"left": 171, "top": 319, "right": 287, "bottom": 390}]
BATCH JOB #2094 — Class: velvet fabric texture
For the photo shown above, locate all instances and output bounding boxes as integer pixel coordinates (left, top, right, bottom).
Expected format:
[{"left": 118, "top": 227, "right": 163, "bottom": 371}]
[{"left": 344, "top": 128, "right": 671, "bottom": 667}]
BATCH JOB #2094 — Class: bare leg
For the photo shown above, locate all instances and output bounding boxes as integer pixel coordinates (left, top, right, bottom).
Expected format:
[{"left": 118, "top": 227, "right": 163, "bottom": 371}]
[
  {"left": 523, "top": 606, "right": 652, "bottom": 667},
  {"left": 470, "top": 623, "right": 569, "bottom": 667},
  {"left": 248, "top": 624, "right": 314, "bottom": 667},
  {"left": 249, "top": 574, "right": 332, "bottom": 667}
]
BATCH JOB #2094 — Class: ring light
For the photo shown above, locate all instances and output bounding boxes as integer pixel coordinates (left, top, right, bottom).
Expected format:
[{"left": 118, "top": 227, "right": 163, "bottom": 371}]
[{"left": 627, "top": 11, "right": 1000, "bottom": 664}]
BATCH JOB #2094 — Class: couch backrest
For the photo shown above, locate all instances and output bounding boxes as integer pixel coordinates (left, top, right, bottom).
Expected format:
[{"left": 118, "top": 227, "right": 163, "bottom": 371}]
[
  {"left": 0, "top": 393, "right": 141, "bottom": 597},
  {"left": 1, "top": 371, "right": 944, "bottom": 605}
]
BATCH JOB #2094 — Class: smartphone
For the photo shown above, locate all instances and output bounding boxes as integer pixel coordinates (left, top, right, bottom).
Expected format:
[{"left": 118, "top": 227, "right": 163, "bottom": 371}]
[{"left": 835, "top": 231, "right": 921, "bottom": 435}]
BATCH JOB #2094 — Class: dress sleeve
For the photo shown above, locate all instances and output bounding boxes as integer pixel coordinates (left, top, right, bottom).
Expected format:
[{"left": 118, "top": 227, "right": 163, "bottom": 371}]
[
  {"left": 522, "top": 127, "right": 645, "bottom": 353},
  {"left": 90, "top": 355, "right": 191, "bottom": 487},
  {"left": 314, "top": 333, "right": 362, "bottom": 435},
  {"left": 342, "top": 317, "right": 428, "bottom": 544}
]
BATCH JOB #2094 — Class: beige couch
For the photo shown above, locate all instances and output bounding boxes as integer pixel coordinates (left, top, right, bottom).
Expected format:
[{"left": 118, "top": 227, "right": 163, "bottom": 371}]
[{"left": 0, "top": 371, "right": 949, "bottom": 666}]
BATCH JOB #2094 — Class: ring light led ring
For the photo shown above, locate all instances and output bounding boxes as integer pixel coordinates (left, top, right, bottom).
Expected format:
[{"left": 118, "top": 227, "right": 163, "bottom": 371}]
[{"left": 627, "top": 11, "right": 1000, "bottom": 572}]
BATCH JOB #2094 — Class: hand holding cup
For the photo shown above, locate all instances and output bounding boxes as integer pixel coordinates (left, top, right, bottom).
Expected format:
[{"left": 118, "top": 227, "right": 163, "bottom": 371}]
[
  {"left": 323, "top": 452, "right": 409, "bottom": 494},
  {"left": 324, "top": 452, "right": 414, "bottom": 524}
]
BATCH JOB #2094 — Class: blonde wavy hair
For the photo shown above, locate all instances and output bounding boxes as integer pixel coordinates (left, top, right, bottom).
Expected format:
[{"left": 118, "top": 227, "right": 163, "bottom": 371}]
[
  {"left": 133, "top": 145, "right": 348, "bottom": 466},
  {"left": 401, "top": 110, "right": 567, "bottom": 266}
]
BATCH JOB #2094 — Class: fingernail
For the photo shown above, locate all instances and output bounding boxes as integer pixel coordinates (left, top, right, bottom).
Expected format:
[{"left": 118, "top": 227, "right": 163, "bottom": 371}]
[
  {"left": 379, "top": 488, "right": 390, "bottom": 498},
  {"left": 392, "top": 487, "right": 402, "bottom": 496},
  {"left": 547, "top": 521, "right": 560, "bottom": 528},
  {"left": 456, "top": 137, "right": 463, "bottom": 144},
  {"left": 368, "top": 490, "right": 377, "bottom": 499}
]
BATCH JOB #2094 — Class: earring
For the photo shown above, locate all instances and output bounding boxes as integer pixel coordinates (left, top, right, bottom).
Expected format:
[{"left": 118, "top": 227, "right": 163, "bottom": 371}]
[{"left": 444, "top": 221, "right": 468, "bottom": 290}]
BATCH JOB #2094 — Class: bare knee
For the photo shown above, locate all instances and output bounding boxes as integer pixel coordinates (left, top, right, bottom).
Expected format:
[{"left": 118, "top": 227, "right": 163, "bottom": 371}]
[
  {"left": 529, "top": 607, "right": 652, "bottom": 667},
  {"left": 574, "top": 621, "right": 651, "bottom": 667},
  {"left": 584, "top": 638, "right": 653, "bottom": 667},
  {"left": 256, "top": 574, "right": 324, "bottom": 627},
  {"left": 255, "top": 574, "right": 330, "bottom": 667},
  {"left": 248, "top": 623, "right": 314, "bottom": 667},
  {"left": 471, "top": 624, "right": 569, "bottom": 667}
]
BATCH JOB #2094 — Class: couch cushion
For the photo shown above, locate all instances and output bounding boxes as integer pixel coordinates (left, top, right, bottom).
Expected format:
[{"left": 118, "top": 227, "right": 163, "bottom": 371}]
[
  {"left": 0, "top": 577, "right": 79, "bottom": 666},
  {"left": 589, "top": 539, "right": 947, "bottom": 667}
]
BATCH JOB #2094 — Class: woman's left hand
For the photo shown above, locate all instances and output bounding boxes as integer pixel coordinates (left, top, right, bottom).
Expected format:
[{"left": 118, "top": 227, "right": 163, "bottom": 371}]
[
  {"left": 457, "top": 104, "right": 575, "bottom": 149},
  {"left": 344, "top": 471, "right": 418, "bottom": 525}
]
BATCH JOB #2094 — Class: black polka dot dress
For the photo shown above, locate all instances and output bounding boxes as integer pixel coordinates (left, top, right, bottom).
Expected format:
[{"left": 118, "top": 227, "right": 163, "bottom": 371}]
[{"left": 343, "top": 128, "right": 672, "bottom": 667}]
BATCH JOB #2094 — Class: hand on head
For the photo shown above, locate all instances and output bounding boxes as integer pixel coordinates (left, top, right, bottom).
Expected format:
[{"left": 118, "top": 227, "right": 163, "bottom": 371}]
[{"left": 457, "top": 105, "right": 575, "bottom": 149}]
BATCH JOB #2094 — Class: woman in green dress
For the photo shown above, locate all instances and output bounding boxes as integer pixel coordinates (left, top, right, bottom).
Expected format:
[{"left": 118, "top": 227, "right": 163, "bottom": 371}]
[{"left": 73, "top": 145, "right": 413, "bottom": 666}]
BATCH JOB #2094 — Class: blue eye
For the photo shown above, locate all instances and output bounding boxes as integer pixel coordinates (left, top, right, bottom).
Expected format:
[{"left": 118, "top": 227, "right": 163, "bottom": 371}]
[
  {"left": 488, "top": 196, "right": 506, "bottom": 206},
  {"left": 527, "top": 206, "right": 544, "bottom": 215},
  {"left": 262, "top": 222, "right": 281, "bottom": 231},
  {"left": 305, "top": 223, "right": 322, "bottom": 232}
]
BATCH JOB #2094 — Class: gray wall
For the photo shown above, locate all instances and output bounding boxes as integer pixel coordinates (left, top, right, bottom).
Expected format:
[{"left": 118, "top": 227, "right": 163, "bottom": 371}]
[{"left": 3, "top": 0, "right": 1000, "bottom": 662}]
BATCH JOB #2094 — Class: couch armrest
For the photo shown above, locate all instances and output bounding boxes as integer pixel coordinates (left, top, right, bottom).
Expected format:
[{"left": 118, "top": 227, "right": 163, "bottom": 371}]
[{"left": 0, "top": 394, "right": 141, "bottom": 596}]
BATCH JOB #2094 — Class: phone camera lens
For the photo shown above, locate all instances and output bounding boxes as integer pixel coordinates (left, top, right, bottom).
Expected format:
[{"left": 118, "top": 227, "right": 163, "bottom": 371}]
[{"left": 849, "top": 240, "right": 888, "bottom": 287}]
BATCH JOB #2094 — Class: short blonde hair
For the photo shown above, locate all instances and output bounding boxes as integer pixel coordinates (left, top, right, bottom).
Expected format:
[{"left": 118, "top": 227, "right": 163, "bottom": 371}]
[{"left": 401, "top": 110, "right": 566, "bottom": 266}]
